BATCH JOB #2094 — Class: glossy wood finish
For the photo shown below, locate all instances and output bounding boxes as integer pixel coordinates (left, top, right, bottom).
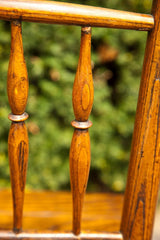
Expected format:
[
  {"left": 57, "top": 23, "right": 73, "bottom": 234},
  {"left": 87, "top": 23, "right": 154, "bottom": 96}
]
[
  {"left": 2, "top": 0, "right": 160, "bottom": 239},
  {"left": 70, "top": 130, "right": 91, "bottom": 235},
  {"left": 7, "top": 21, "right": 28, "bottom": 115},
  {"left": 8, "top": 123, "right": 29, "bottom": 233},
  {"left": 72, "top": 27, "right": 93, "bottom": 122},
  {"left": 0, "top": 190, "right": 123, "bottom": 233},
  {"left": 121, "top": 0, "right": 160, "bottom": 239},
  {"left": 0, "top": 0, "right": 154, "bottom": 31},
  {"left": 7, "top": 20, "right": 29, "bottom": 233},
  {"left": 70, "top": 27, "right": 93, "bottom": 236}
]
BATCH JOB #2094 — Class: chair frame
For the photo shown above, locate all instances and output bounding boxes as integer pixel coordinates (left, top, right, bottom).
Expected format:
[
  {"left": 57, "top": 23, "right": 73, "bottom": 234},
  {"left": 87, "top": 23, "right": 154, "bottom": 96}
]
[{"left": 0, "top": 0, "right": 160, "bottom": 240}]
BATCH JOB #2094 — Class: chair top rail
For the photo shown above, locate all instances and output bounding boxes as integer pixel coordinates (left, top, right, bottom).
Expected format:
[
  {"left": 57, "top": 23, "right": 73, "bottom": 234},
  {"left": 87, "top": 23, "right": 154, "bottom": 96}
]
[{"left": 0, "top": 0, "right": 154, "bottom": 31}]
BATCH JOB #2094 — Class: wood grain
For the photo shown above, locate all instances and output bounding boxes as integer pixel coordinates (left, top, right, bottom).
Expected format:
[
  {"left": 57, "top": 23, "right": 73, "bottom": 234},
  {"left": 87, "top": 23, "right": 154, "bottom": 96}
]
[
  {"left": 70, "top": 130, "right": 91, "bottom": 235},
  {"left": 7, "top": 20, "right": 28, "bottom": 115},
  {"left": 0, "top": 190, "right": 123, "bottom": 234},
  {"left": 121, "top": 0, "right": 160, "bottom": 239},
  {"left": 72, "top": 27, "right": 93, "bottom": 122},
  {"left": 7, "top": 20, "right": 29, "bottom": 233},
  {"left": 2, "top": 1, "right": 159, "bottom": 239},
  {"left": 0, "top": 0, "right": 154, "bottom": 31},
  {"left": 8, "top": 123, "right": 29, "bottom": 233},
  {"left": 70, "top": 27, "right": 93, "bottom": 235}
]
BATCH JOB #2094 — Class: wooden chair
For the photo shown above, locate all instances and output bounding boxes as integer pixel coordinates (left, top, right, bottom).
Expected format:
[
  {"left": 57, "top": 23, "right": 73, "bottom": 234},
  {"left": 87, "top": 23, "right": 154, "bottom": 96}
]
[{"left": 0, "top": 0, "right": 159, "bottom": 239}]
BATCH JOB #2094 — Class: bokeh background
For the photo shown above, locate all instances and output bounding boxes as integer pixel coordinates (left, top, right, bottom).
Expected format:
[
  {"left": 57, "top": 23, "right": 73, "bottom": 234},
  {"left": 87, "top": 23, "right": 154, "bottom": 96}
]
[{"left": 0, "top": 0, "right": 152, "bottom": 192}]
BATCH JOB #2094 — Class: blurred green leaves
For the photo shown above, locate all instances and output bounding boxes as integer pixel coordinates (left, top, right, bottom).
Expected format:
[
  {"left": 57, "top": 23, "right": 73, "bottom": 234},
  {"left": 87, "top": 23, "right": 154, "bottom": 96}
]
[{"left": 0, "top": 0, "right": 151, "bottom": 192}]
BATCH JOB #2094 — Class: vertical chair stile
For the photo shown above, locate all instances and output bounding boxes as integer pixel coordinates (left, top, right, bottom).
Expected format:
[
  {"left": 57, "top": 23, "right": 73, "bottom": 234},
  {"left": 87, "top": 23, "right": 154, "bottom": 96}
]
[
  {"left": 121, "top": 0, "right": 160, "bottom": 239},
  {"left": 7, "top": 20, "right": 29, "bottom": 233},
  {"left": 69, "top": 26, "right": 94, "bottom": 236}
]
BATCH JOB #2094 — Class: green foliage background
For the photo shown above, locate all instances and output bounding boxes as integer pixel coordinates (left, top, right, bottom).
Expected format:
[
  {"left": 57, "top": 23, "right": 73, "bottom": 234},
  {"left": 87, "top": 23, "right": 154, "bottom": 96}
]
[{"left": 0, "top": 0, "right": 152, "bottom": 192}]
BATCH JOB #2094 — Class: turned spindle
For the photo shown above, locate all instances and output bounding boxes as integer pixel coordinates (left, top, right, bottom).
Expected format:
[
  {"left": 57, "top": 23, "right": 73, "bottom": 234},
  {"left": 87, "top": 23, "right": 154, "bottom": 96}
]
[
  {"left": 7, "top": 20, "right": 29, "bottom": 233},
  {"left": 69, "top": 26, "right": 94, "bottom": 235}
]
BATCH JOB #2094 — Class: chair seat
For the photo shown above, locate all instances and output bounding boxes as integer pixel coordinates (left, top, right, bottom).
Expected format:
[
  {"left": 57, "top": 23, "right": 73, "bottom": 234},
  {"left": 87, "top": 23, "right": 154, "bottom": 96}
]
[{"left": 0, "top": 190, "right": 123, "bottom": 233}]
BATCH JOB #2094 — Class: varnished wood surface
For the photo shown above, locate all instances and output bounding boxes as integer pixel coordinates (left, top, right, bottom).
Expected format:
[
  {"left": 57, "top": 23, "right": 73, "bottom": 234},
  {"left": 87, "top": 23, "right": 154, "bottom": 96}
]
[
  {"left": 7, "top": 20, "right": 29, "bottom": 233},
  {"left": 8, "top": 123, "right": 29, "bottom": 232},
  {"left": 3, "top": 0, "right": 159, "bottom": 239},
  {"left": 7, "top": 20, "right": 28, "bottom": 115},
  {"left": 0, "top": 232, "right": 123, "bottom": 240},
  {"left": 70, "top": 27, "right": 93, "bottom": 235},
  {"left": 70, "top": 130, "right": 91, "bottom": 235},
  {"left": 0, "top": 0, "right": 154, "bottom": 31},
  {"left": 121, "top": 0, "right": 160, "bottom": 239},
  {"left": 0, "top": 190, "right": 123, "bottom": 233},
  {"left": 72, "top": 27, "right": 93, "bottom": 122}
]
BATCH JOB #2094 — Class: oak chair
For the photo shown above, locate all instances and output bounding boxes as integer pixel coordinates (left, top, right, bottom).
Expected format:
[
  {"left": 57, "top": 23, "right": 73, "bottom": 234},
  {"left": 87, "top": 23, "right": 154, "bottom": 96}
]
[{"left": 0, "top": 0, "right": 160, "bottom": 239}]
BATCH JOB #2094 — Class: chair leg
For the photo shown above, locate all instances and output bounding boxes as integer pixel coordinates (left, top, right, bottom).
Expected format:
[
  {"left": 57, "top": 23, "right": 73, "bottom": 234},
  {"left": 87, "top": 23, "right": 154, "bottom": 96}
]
[{"left": 120, "top": 0, "right": 160, "bottom": 239}]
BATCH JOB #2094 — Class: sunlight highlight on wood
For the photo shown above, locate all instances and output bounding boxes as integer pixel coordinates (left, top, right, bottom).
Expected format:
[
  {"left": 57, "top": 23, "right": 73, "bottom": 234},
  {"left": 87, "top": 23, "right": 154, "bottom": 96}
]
[{"left": 0, "top": 0, "right": 154, "bottom": 30}]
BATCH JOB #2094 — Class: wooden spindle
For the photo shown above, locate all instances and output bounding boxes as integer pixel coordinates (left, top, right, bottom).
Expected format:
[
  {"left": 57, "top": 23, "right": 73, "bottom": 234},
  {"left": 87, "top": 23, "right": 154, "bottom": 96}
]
[
  {"left": 69, "top": 26, "right": 94, "bottom": 235},
  {"left": 7, "top": 20, "right": 29, "bottom": 233}
]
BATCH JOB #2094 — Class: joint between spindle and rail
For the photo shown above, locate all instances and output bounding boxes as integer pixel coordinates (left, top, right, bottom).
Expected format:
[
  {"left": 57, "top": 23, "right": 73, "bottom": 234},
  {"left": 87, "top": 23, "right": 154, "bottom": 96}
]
[
  {"left": 13, "top": 227, "right": 22, "bottom": 234},
  {"left": 81, "top": 26, "right": 91, "bottom": 34},
  {"left": 12, "top": 19, "right": 21, "bottom": 26},
  {"left": 0, "top": 0, "right": 154, "bottom": 31},
  {"left": 71, "top": 120, "right": 92, "bottom": 129},
  {"left": 8, "top": 112, "right": 29, "bottom": 122}
]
